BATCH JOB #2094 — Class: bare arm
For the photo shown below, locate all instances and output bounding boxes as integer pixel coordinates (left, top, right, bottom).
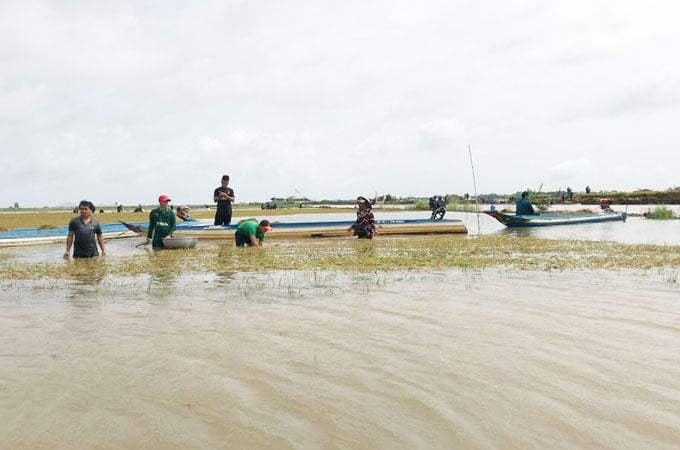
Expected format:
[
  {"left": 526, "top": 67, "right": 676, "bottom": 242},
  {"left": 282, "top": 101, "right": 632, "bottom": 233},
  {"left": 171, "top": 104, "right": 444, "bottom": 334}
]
[
  {"left": 249, "top": 234, "right": 260, "bottom": 247},
  {"left": 64, "top": 231, "right": 74, "bottom": 258},
  {"left": 97, "top": 233, "right": 106, "bottom": 256}
]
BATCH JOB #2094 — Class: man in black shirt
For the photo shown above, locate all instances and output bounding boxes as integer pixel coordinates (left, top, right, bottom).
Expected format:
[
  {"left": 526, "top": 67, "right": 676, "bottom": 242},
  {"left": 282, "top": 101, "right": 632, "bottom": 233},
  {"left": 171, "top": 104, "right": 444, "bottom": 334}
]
[
  {"left": 213, "top": 174, "right": 235, "bottom": 225},
  {"left": 64, "top": 200, "right": 106, "bottom": 258}
]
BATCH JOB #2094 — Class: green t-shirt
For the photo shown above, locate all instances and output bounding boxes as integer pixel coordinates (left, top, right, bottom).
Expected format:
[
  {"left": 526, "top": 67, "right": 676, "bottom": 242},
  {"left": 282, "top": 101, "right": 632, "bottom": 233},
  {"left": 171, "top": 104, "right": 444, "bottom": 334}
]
[
  {"left": 147, "top": 207, "right": 176, "bottom": 246},
  {"left": 515, "top": 198, "right": 535, "bottom": 215},
  {"left": 236, "top": 220, "right": 265, "bottom": 241}
]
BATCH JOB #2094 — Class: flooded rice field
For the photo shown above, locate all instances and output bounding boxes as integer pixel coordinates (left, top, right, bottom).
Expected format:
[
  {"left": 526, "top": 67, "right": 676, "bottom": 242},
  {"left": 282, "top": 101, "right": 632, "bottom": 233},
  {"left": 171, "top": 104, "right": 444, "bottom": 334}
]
[
  {"left": 1, "top": 269, "right": 679, "bottom": 449},
  {"left": 1, "top": 209, "right": 679, "bottom": 449}
]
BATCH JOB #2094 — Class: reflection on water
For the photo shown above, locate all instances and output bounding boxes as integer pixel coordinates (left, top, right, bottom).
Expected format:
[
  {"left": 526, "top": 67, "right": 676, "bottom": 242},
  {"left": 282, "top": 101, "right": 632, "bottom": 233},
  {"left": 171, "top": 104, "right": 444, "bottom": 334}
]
[{"left": 1, "top": 269, "right": 679, "bottom": 449}]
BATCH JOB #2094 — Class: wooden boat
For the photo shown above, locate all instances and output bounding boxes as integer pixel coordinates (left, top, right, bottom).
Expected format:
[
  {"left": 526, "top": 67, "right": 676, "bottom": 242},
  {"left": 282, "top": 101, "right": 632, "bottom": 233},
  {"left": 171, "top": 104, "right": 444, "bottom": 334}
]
[
  {"left": 121, "top": 218, "right": 468, "bottom": 240},
  {"left": 0, "top": 222, "right": 138, "bottom": 248},
  {"left": 0, "top": 216, "right": 467, "bottom": 248},
  {"left": 485, "top": 210, "right": 627, "bottom": 227}
]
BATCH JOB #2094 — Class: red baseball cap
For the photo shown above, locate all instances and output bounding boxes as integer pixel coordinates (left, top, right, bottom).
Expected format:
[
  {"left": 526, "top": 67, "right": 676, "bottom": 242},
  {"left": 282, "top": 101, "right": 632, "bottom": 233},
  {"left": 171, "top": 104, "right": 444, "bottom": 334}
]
[{"left": 158, "top": 194, "right": 171, "bottom": 202}]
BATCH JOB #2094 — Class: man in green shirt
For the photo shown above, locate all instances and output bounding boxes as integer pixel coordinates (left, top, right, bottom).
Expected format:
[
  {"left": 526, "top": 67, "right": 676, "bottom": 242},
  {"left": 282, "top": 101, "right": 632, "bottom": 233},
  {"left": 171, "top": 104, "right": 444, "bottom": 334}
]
[
  {"left": 515, "top": 191, "right": 537, "bottom": 215},
  {"left": 235, "top": 219, "right": 271, "bottom": 247},
  {"left": 146, "top": 194, "right": 176, "bottom": 248}
]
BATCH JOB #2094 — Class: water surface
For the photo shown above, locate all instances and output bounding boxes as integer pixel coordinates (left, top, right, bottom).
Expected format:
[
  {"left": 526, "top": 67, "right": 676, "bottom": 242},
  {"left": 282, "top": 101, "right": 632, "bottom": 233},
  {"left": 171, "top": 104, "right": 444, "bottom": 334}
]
[{"left": 1, "top": 269, "right": 679, "bottom": 449}]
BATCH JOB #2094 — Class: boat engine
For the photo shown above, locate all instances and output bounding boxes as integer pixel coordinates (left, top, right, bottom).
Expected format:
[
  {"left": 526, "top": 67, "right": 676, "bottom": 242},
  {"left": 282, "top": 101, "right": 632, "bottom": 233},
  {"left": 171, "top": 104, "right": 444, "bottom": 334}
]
[{"left": 429, "top": 195, "right": 448, "bottom": 220}]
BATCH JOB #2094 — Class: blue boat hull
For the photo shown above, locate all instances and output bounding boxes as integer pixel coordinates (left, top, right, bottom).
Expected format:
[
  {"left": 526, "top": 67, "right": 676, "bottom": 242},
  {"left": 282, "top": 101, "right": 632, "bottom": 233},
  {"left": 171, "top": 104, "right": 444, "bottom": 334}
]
[
  {"left": 131, "top": 218, "right": 469, "bottom": 240},
  {"left": 485, "top": 210, "right": 627, "bottom": 227},
  {"left": 0, "top": 218, "right": 468, "bottom": 247}
]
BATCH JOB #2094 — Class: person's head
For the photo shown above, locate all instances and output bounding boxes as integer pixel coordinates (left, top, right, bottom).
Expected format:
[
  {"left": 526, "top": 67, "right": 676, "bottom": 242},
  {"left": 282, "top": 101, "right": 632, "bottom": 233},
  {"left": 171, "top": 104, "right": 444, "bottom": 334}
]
[
  {"left": 221, "top": 175, "right": 230, "bottom": 187},
  {"left": 158, "top": 194, "right": 171, "bottom": 209},
  {"left": 258, "top": 219, "right": 272, "bottom": 234},
  {"left": 177, "top": 205, "right": 189, "bottom": 218},
  {"left": 356, "top": 196, "right": 372, "bottom": 210},
  {"left": 78, "top": 200, "right": 95, "bottom": 216},
  {"left": 521, "top": 191, "right": 529, "bottom": 199}
]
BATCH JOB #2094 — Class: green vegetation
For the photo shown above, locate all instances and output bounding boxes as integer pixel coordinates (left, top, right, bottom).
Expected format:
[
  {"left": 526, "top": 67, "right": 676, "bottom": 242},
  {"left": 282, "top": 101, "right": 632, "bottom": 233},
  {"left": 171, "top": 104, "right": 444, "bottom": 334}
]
[
  {"left": 644, "top": 207, "right": 676, "bottom": 220},
  {"left": 576, "top": 188, "right": 680, "bottom": 205},
  {"left": 1, "top": 236, "right": 679, "bottom": 283}
]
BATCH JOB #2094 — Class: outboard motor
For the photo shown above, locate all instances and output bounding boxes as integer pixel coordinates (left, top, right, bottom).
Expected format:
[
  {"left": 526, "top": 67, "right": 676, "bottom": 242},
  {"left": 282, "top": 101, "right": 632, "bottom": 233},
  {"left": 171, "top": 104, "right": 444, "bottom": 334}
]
[
  {"left": 599, "top": 198, "right": 611, "bottom": 211},
  {"left": 429, "top": 195, "right": 448, "bottom": 220}
]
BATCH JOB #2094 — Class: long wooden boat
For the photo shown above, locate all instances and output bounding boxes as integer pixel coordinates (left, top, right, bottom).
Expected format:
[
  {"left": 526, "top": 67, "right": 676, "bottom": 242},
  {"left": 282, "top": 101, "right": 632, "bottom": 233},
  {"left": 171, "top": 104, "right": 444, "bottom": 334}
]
[
  {"left": 0, "top": 223, "right": 138, "bottom": 248},
  {"left": 0, "top": 217, "right": 468, "bottom": 248},
  {"left": 485, "top": 210, "right": 627, "bottom": 227},
  {"left": 121, "top": 218, "right": 468, "bottom": 240}
]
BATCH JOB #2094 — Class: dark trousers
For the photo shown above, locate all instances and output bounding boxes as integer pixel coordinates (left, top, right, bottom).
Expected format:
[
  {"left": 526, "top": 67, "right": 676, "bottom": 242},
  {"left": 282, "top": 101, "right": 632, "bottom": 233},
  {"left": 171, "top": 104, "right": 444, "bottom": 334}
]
[
  {"left": 214, "top": 206, "right": 232, "bottom": 226},
  {"left": 235, "top": 232, "right": 252, "bottom": 246}
]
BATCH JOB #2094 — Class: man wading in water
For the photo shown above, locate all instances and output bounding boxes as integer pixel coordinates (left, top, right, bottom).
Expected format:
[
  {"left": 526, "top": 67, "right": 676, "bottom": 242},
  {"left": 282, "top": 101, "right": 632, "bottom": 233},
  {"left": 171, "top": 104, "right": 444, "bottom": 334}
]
[{"left": 64, "top": 200, "right": 106, "bottom": 259}]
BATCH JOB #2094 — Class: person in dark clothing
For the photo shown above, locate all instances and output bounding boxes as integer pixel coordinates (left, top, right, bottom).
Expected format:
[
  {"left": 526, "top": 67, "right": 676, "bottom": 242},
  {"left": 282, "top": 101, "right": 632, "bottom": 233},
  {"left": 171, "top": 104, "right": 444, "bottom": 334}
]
[
  {"left": 213, "top": 175, "right": 235, "bottom": 225},
  {"left": 515, "top": 191, "right": 537, "bottom": 215},
  {"left": 145, "top": 194, "right": 176, "bottom": 249},
  {"left": 348, "top": 196, "right": 376, "bottom": 239},
  {"left": 64, "top": 200, "right": 106, "bottom": 259}
]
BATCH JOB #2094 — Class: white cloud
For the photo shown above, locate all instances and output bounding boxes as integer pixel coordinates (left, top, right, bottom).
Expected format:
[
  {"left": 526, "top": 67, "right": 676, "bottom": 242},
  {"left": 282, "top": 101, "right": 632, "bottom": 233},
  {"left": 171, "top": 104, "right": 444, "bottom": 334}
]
[
  {"left": 199, "top": 135, "right": 225, "bottom": 153},
  {"left": 2, "top": 0, "right": 680, "bottom": 206}
]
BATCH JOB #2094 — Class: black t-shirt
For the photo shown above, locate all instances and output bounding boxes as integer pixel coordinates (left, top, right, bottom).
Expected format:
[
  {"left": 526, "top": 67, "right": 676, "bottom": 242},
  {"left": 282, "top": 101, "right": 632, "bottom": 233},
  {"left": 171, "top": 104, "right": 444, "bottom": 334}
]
[
  {"left": 214, "top": 187, "right": 234, "bottom": 210},
  {"left": 68, "top": 217, "right": 102, "bottom": 258}
]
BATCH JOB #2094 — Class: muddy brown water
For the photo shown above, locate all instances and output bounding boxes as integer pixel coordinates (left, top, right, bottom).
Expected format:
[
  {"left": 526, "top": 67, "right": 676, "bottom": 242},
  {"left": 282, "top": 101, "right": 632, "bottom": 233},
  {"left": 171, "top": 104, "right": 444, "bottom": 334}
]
[
  {"left": 1, "top": 208, "right": 679, "bottom": 449},
  {"left": 1, "top": 268, "right": 679, "bottom": 449}
]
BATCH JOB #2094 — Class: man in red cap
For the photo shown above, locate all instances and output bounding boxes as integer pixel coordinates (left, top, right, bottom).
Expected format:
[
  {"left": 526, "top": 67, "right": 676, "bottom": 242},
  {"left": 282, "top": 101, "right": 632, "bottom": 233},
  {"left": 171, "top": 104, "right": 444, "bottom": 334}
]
[{"left": 145, "top": 194, "right": 176, "bottom": 248}]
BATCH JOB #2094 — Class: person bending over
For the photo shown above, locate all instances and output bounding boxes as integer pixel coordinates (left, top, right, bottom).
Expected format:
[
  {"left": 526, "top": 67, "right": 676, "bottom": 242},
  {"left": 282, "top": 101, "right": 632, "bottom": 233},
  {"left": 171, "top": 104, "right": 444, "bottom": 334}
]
[{"left": 235, "top": 219, "right": 271, "bottom": 247}]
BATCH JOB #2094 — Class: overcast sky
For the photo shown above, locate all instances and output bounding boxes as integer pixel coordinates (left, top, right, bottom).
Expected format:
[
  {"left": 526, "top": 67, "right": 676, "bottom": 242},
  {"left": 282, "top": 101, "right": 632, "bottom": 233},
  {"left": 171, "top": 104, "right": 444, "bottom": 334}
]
[{"left": 2, "top": 0, "right": 679, "bottom": 207}]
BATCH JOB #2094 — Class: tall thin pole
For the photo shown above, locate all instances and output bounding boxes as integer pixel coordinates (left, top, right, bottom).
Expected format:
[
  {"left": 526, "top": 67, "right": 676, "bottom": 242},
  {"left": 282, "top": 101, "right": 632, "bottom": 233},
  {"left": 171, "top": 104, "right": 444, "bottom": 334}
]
[{"left": 468, "top": 145, "right": 480, "bottom": 233}]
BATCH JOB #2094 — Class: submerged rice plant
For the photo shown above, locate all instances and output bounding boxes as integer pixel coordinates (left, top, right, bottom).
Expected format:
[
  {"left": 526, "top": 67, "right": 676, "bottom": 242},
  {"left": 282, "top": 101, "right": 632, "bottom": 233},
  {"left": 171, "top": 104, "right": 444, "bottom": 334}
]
[
  {"left": 644, "top": 207, "right": 676, "bottom": 220},
  {"left": 1, "top": 236, "right": 679, "bottom": 287}
]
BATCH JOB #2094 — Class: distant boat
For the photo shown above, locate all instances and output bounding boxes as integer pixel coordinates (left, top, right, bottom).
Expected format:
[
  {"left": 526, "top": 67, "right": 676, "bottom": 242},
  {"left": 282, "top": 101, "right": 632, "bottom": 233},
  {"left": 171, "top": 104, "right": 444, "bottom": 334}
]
[{"left": 485, "top": 210, "right": 627, "bottom": 227}]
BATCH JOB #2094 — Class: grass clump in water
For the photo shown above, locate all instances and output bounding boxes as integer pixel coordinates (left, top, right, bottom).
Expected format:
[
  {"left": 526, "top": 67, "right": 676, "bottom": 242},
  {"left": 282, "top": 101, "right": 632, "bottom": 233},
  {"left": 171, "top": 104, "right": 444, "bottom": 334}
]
[
  {"left": 1, "top": 236, "right": 680, "bottom": 284},
  {"left": 644, "top": 207, "right": 676, "bottom": 220}
]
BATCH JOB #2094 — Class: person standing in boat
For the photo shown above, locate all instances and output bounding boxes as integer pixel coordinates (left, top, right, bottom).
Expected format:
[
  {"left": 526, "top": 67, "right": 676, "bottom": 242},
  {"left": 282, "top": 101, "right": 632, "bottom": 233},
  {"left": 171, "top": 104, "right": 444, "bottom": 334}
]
[
  {"left": 145, "top": 194, "right": 176, "bottom": 249},
  {"left": 64, "top": 200, "right": 106, "bottom": 259},
  {"left": 348, "top": 196, "right": 376, "bottom": 239},
  {"left": 234, "top": 219, "right": 271, "bottom": 247},
  {"left": 515, "top": 191, "right": 537, "bottom": 215},
  {"left": 213, "top": 174, "right": 235, "bottom": 226}
]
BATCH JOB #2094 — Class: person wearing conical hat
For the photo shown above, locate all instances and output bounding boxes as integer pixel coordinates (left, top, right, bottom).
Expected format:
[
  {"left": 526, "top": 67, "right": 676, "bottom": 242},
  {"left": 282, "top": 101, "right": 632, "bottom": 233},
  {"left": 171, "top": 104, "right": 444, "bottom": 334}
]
[{"left": 348, "top": 196, "right": 376, "bottom": 239}]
